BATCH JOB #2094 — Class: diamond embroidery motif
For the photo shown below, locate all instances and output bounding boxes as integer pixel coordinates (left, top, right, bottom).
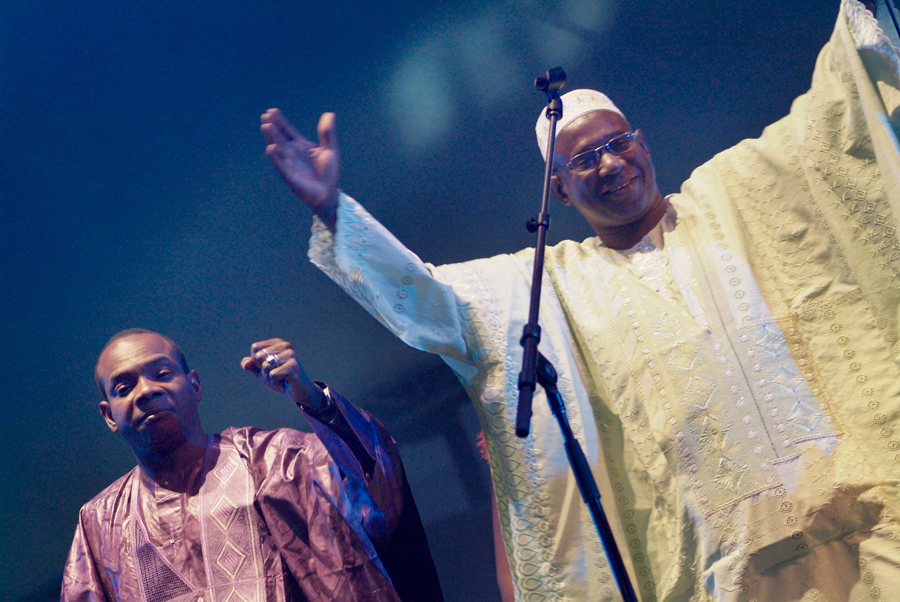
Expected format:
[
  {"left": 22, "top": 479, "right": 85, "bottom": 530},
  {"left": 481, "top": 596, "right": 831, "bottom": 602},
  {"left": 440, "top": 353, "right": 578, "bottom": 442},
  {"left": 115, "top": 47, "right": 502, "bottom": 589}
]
[
  {"left": 668, "top": 342, "right": 700, "bottom": 371},
  {"left": 769, "top": 364, "right": 804, "bottom": 396},
  {"left": 211, "top": 494, "right": 240, "bottom": 531},
  {"left": 787, "top": 398, "right": 823, "bottom": 433},
  {"left": 652, "top": 313, "right": 681, "bottom": 339},
  {"left": 223, "top": 589, "right": 252, "bottom": 602},
  {"left": 695, "top": 411, "right": 730, "bottom": 451},
  {"left": 212, "top": 455, "right": 240, "bottom": 485},
  {"left": 755, "top": 324, "right": 788, "bottom": 358},
  {"left": 216, "top": 540, "right": 247, "bottom": 579},
  {"left": 683, "top": 376, "right": 717, "bottom": 409},
  {"left": 713, "top": 456, "right": 749, "bottom": 493}
]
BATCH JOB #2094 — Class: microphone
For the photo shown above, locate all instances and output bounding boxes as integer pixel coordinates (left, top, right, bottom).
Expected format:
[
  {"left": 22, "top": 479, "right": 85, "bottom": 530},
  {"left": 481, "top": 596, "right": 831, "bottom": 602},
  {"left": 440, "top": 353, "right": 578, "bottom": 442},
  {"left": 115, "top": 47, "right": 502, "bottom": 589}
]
[{"left": 534, "top": 67, "right": 566, "bottom": 93}]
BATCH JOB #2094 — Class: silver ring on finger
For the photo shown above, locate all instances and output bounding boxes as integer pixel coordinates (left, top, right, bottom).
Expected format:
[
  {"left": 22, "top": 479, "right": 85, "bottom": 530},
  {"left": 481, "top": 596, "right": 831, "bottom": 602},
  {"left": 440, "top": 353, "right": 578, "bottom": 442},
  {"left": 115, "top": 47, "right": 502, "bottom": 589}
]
[{"left": 265, "top": 353, "right": 280, "bottom": 367}]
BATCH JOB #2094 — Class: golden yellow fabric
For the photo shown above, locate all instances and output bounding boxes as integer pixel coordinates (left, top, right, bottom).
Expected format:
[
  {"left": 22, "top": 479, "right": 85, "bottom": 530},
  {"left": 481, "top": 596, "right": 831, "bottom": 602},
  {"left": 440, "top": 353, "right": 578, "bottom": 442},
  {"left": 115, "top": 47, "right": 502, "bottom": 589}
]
[{"left": 310, "top": 2, "right": 900, "bottom": 600}]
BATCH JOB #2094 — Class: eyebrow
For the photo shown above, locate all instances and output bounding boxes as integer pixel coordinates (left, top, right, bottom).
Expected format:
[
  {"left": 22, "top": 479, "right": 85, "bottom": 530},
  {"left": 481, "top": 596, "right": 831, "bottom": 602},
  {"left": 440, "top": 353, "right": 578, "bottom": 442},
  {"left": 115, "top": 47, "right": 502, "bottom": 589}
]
[
  {"left": 106, "top": 355, "right": 176, "bottom": 389},
  {"left": 574, "top": 131, "right": 628, "bottom": 155}
]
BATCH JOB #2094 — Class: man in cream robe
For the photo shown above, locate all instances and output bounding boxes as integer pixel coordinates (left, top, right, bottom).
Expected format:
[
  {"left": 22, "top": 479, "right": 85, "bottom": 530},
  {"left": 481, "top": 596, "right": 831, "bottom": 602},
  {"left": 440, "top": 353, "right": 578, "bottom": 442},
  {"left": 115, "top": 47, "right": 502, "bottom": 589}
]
[{"left": 262, "top": 1, "right": 900, "bottom": 599}]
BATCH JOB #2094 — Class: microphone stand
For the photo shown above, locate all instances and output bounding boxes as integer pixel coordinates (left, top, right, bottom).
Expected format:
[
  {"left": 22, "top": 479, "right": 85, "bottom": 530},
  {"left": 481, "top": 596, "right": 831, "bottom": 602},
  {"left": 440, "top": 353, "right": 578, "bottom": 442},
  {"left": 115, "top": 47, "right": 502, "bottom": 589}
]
[
  {"left": 516, "top": 67, "right": 639, "bottom": 602},
  {"left": 886, "top": 0, "right": 900, "bottom": 42}
]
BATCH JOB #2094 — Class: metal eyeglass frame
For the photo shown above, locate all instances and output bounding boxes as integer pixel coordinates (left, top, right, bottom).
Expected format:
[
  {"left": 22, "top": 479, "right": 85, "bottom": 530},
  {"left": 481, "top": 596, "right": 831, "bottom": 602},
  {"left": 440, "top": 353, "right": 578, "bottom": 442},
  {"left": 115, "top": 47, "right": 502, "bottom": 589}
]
[{"left": 564, "top": 131, "right": 638, "bottom": 171}]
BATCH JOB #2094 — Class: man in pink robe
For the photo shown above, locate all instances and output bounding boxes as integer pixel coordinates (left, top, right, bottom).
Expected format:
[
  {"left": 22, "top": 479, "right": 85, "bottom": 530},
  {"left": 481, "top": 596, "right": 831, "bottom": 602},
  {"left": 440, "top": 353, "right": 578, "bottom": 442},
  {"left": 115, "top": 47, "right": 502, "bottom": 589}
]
[{"left": 61, "top": 329, "right": 443, "bottom": 602}]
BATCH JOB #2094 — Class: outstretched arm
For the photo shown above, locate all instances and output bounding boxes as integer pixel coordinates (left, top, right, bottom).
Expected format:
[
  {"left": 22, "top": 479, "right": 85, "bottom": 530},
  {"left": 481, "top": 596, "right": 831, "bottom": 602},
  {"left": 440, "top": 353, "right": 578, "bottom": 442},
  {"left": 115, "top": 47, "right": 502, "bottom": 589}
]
[{"left": 261, "top": 109, "right": 340, "bottom": 232}]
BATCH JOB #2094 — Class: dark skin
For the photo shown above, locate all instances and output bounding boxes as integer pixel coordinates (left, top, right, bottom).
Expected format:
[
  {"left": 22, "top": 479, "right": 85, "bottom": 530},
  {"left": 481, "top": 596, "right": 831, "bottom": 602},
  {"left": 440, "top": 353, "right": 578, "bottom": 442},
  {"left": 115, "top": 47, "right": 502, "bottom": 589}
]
[
  {"left": 97, "top": 333, "right": 328, "bottom": 483},
  {"left": 550, "top": 110, "right": 668, "bottom": 250},
  {"left": 259, "top": 106, "right": 669, "bottom": 599},
  {"left": 261, "top": 109, "right": 340, "bottom": 233},
  {"left": 261, "top": 107, "right": 668, "bottom": 249}
]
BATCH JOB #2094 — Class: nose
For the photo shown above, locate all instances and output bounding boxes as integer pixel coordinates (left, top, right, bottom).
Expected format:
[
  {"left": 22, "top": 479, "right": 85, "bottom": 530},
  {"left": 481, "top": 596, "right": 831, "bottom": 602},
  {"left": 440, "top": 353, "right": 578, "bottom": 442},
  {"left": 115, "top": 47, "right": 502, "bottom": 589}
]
[
  {"left": 597, "top": 150, "right": 625, "bottom": 177},
  {"left": 134, "top": 376, "right": 164, "bottom": 407}
]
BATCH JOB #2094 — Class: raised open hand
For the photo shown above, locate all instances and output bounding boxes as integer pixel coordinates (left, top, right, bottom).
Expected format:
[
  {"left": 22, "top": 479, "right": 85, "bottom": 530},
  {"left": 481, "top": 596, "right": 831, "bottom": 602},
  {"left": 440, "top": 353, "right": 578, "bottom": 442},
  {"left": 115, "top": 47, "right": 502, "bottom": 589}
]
[{"left": 261, "top": 109, "right": 340, "bottom": 231}]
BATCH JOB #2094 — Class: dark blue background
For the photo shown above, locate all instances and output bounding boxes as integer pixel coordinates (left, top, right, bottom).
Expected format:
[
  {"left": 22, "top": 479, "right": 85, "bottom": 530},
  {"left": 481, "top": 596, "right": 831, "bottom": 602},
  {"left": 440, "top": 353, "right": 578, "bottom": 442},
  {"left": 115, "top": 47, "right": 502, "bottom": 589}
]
[{"left": 0, "top": 1, "right": 840, "bottom": 599}]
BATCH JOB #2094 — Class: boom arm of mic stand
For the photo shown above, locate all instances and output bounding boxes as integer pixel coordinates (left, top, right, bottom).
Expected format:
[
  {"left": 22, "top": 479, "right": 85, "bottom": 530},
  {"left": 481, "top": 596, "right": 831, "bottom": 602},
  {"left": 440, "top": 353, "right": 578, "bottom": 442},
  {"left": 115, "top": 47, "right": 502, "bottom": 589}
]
[{"left": 535, "top": 353, "right": 639, "bottom": 602}]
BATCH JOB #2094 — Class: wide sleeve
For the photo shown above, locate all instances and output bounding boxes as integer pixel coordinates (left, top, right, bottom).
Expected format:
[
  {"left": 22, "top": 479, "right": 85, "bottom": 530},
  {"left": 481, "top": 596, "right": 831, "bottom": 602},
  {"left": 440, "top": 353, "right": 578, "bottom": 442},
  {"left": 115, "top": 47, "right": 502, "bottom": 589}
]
[
  {"left": 60, "top": 508, "right": 111, "bottom": 602},
  {"left": 300, "top": 386, "right": 406, "bottom": 543},
  {"left": 308, "top": 193, "right": 470, "bottom": 365},
  {"left": 303, "top": 388, "right": 444, "bottom": 602},
  {"left": 674, "top": 0, "right": 900, "bottom": 493},
  {"left": 236, "top": 391, "right": 442, "bottom": 601}
]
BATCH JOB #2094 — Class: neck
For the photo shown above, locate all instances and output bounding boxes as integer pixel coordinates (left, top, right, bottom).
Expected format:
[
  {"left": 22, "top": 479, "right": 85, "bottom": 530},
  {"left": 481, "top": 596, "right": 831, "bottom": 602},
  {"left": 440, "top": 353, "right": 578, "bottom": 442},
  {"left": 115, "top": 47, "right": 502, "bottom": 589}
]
[
  {"left": 136, "top": 431, "right": 208, "bottom": 483},
  {"left": 596, "top": 192, "right": 668, "bottom": 250}
]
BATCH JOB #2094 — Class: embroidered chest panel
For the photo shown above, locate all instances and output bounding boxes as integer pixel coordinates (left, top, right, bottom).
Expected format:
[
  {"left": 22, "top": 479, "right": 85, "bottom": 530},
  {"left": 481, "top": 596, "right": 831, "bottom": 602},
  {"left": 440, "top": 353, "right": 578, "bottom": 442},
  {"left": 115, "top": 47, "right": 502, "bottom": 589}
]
[
  {"left": 546, "top": 231, "right": 837, "bottom": 515},
  {"left": 133, "top": 443, "right": 267, "bottom": 602}
]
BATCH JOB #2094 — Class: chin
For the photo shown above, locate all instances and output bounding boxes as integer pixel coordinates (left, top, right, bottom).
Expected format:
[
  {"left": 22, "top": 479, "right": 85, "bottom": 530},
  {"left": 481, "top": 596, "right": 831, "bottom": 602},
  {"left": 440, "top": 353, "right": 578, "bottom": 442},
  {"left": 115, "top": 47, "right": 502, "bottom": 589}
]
[
  {"left": 143, "top": 425, "right": 189, "bottom": 457},
  {"left": 156, "top": 433, "right": 188, "bottom": 451}
]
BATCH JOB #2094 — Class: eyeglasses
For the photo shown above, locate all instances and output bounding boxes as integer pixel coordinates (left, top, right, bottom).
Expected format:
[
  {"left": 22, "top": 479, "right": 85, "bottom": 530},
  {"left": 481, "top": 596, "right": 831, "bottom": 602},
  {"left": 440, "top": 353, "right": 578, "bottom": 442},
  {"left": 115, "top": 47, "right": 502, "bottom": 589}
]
[{"left": 564, "top": 131, "right": 638, "bottom": 172}]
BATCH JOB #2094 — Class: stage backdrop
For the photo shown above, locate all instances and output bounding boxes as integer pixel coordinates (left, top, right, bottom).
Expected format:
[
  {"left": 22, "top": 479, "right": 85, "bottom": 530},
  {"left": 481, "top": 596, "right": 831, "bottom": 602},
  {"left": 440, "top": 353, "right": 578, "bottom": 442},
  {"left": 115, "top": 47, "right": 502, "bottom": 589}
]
[{"left": 0, "top": 1, "right": 840, "bottom": 600}]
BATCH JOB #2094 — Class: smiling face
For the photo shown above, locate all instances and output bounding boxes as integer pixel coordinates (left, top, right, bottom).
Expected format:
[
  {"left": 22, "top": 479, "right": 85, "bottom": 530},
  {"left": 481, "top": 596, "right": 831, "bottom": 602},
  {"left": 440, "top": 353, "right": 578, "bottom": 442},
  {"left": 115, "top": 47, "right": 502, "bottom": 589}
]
[
  {"left": 551, "top": 109, "right": 661, "bottom": 238},
  {"left": 96, "top": 332, "right": 204, "bottom": 460}
]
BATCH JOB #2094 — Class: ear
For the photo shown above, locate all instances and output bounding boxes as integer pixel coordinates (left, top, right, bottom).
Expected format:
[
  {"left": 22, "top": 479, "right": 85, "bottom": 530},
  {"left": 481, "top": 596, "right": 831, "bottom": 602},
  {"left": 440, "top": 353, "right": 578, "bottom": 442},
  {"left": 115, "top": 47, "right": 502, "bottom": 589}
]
[
  {"left": 99, "top": 400, "right": 119, "bottom": 433},
  {"left": 188, "top": 370, "right": 202, "bottom": 403},
  {"left": 550, "top": 173, "right": 572, "bottom": 206},
  {"left": 634, "top": 129, "right": 650, "bottom": 156}
]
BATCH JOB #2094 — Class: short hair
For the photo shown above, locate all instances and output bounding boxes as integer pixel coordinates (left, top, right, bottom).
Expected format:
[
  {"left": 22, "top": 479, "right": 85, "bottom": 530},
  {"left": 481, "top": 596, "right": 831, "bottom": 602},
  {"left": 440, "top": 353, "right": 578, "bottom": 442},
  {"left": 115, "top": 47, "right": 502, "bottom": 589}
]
[{"left": 95, "top": 328, "right": 190, "bottom": 399}]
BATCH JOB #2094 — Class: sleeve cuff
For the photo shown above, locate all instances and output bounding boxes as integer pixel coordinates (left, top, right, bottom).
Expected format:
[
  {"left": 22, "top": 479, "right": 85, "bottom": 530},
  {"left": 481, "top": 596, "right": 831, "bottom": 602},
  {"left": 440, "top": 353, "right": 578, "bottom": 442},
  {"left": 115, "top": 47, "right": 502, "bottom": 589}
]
[{"left": 301, "top": 384, "right": 386, "bottom": 482}]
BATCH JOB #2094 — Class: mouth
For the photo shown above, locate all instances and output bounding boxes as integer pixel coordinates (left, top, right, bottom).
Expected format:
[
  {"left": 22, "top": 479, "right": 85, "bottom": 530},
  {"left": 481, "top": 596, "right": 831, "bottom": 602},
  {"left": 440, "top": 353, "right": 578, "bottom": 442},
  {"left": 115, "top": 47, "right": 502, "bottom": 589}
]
[
  {"left": 137, "top": 408, "right": 173, "bottom": 427},
  {"left": 601, "top": 175, "right": 639, "bottom": 197}
]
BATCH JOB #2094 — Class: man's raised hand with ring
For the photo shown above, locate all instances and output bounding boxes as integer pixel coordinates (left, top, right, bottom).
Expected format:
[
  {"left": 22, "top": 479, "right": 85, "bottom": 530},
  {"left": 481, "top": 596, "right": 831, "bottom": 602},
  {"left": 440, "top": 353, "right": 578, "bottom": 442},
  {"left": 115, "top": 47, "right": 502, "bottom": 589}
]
[{"left": 241, "top": 338, "right": 329, "bottom": 414}]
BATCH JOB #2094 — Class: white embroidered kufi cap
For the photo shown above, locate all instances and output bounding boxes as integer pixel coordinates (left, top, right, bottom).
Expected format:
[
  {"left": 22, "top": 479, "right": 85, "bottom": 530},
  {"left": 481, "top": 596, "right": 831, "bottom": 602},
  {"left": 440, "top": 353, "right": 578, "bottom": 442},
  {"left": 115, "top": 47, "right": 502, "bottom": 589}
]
[{"left": 535, "top": 89, "right": 624, "bottom": 160}]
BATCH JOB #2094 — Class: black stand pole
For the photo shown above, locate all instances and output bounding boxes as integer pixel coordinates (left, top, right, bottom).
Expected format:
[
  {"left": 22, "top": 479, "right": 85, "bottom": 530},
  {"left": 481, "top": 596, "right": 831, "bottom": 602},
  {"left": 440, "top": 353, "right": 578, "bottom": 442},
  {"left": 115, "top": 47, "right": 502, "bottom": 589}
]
[
  {"left": 516, "top": 67, "right": 639, "bottom": 602},
  {"left": 885, "top": 0, "right": 900, "bottom": 41},
  {"left": 534, "top": 353, "right": 639, "bottom": 602},
  {"left": 515, "top": 67, "right": 564, "bottom": 439}
]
